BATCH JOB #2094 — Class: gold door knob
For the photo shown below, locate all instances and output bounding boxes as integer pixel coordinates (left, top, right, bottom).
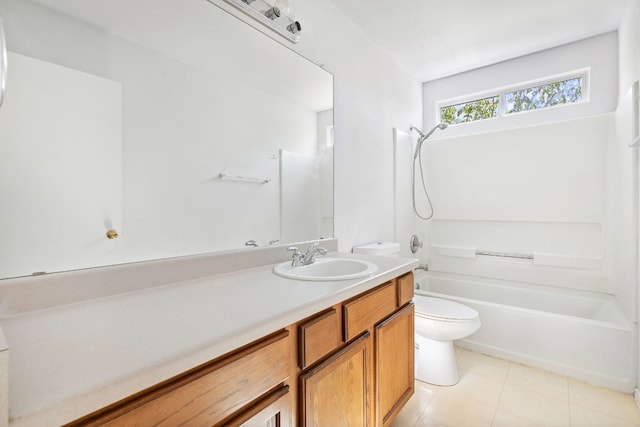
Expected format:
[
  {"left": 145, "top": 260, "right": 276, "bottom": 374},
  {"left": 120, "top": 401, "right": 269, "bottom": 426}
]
[{"left": 106, "top": 229, "right": 119, "bottom": 240}]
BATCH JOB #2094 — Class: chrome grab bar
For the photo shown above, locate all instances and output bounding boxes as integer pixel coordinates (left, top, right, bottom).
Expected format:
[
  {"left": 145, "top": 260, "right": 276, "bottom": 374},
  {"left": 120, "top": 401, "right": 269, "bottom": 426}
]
[
  {"left": 0, "top": 15, "right": 6, "bottom": 107},
  {"left": 475, "top": 250, "right": 533, "bottom": 260}
]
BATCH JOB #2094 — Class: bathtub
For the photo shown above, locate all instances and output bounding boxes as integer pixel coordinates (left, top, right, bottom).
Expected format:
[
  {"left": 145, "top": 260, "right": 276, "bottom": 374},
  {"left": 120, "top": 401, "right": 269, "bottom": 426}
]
[{"left": 414, "top": 271, "right": 635, "bottom": 392}]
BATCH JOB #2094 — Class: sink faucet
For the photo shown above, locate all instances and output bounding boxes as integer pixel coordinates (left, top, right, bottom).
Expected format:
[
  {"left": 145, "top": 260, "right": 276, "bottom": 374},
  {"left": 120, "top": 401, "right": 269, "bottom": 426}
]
[{"left": 287, "top": 243, "right": 327, "bottom": 266}]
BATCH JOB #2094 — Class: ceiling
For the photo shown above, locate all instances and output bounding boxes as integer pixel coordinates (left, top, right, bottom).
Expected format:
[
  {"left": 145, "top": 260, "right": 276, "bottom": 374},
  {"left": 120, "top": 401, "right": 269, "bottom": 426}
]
[{"left": 332, "top": 0, "right": 628, "bottom": 83}]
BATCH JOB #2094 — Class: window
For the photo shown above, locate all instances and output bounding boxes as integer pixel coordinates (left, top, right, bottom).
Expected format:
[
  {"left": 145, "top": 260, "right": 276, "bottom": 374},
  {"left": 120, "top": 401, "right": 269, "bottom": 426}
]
[
  {"left": 438, "top": 71, "right": 588, "bottom": 126},
  {"left": 440, "top": 96, "right": 499, "bottom": 125},
  {"left": 505, "top": 77, "right": 583, "bottom": 114}
]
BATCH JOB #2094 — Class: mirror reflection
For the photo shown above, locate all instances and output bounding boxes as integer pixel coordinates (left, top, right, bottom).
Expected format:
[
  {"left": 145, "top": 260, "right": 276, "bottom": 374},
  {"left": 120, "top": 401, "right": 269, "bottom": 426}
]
[{"left": 0, "top": 0, "right": 333, "bottom": 279}]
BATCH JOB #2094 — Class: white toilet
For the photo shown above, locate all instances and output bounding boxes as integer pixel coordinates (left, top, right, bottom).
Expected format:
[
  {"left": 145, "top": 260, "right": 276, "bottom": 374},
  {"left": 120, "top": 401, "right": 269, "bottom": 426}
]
[
  {"left": 414, "top": 295, "right": 481, "bottom": 386},
  {"left": 351, "top": 242, "right": 481, "bottom": 386}
]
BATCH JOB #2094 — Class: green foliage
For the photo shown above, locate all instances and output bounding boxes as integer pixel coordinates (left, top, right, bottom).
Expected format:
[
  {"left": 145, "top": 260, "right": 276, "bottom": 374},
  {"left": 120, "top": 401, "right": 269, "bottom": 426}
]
[
  {"left": 505, "top": 77, "right": 582, "bottom": 114},
  {"left": 440, "top": 96, "right": 499, "bottom": 125}
]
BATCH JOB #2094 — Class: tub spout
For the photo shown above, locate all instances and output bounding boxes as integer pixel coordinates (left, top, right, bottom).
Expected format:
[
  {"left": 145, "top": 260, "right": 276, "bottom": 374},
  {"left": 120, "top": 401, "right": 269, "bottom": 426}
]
[{"left": 415, "top": 264, "right": 429, "bottom": 271}]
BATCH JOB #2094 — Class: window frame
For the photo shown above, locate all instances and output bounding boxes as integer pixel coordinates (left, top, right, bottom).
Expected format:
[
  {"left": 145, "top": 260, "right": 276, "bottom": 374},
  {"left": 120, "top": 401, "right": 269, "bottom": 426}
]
[{"left": 436, "top": 68, "right": 591, "bottom": 126}]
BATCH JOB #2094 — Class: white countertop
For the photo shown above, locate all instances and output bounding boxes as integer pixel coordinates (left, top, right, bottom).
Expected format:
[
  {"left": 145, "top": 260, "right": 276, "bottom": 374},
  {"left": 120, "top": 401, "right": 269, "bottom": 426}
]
[{"left": 0, "top": 251, "right": 417, "bottom": 426}]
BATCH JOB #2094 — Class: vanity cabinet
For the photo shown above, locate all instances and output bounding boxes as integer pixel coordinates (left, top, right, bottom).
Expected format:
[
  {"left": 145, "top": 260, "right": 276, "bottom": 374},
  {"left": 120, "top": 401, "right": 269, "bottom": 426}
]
[
  {"left": 66, "top": 272, "right": 414, "bottom": 427},
  {"left": 66, "top": 331, "right": 292, "bottom": 427},
  {"left": 297, "top": 272, "right": 415, "bottom": 427}
]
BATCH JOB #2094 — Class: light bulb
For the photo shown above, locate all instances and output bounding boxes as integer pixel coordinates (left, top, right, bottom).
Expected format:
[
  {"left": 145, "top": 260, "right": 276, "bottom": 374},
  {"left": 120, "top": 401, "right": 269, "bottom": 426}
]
[{"left": 274, "top": 0, "right": 289, "bottom": 15}]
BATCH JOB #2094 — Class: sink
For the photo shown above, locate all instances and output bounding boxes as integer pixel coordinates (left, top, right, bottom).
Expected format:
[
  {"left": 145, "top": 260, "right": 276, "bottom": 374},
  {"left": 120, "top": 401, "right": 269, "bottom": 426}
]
[{"left": 273, "top": 257, "right": 378, "bottom": 281}]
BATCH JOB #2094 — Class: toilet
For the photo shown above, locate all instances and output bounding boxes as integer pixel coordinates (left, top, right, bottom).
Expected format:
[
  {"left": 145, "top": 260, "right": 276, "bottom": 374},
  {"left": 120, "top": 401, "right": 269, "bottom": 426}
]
[
  {"left": 352, "top": 241, "right": 481, "bottom": 386},
  {"left": 414, "top": 295, "right": 481, "bottom": 386},
  {"left": 352, "top": 241, "right": 401, "bottom": 257}
]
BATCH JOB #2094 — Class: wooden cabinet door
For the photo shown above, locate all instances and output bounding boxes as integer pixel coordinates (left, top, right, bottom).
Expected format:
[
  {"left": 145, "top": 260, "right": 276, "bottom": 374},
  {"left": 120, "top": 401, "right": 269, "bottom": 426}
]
[
  {"left": 299, "top": 332, "right": 372, "bottom": 426},
  {"left": 375, "top": 304, "right": 414, "bottom": 427}
]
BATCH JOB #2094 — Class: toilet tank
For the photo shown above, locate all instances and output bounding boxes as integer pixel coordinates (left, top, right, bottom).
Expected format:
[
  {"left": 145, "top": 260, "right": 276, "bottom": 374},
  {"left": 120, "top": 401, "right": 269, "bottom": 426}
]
[{"left": 352, "top": 241, "right": 400, "bottom": 257}]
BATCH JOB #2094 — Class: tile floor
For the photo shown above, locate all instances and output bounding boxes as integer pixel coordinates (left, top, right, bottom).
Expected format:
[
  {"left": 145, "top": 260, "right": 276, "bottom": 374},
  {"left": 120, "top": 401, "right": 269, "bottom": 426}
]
[{"left": 391, "top": 348, "right": 640, "bottom": 427}]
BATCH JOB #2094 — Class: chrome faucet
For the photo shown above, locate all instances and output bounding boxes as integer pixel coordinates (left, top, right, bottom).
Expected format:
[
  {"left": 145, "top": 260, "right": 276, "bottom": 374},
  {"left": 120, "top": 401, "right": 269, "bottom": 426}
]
[
  {"left": 301, "top": 243, "right": 327, "bottom": 265},
  {"left": 287, "top": 246, "right": 304, "bottom": 266},
  {"left": 287, "top": 243, "right": 327, "bottom": 266}
]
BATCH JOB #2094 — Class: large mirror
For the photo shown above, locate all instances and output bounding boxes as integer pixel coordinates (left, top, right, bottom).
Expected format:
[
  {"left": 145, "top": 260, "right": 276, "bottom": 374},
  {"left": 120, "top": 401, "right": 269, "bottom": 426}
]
[{"left": 0, "top": 0, "right": 333, "bottom": 279}]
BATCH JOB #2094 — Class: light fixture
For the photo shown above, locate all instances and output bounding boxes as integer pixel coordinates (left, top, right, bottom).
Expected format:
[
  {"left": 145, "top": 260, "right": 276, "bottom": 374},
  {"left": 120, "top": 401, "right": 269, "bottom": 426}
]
[
  {"left": 264, "top": 6, "right": 280, "bottom": 20},
  {"left": 220, "top": 0, "right": 301, "bottom": 43}
]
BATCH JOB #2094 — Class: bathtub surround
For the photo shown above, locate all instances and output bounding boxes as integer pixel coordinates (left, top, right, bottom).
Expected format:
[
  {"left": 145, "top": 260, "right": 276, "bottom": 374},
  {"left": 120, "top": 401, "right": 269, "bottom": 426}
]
[
  {"left": 424, "top": 115, "right": 611, "bottom": 294},
  {"left": 616, "top": 0, "right": 640, "bottom": 399},
  {"left": 418, "top": 33, "right": 618, "bottom": 295},
  {"left": 396, "top": 28, "right": 640, "bottom": 397}
]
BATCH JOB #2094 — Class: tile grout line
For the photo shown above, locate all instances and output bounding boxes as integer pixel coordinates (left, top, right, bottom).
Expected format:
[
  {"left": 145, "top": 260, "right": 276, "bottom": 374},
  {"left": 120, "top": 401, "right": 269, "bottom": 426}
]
[
  {"left": 567, "top": 374, "right": 573, "bottom": 427},
  {"left": 488, "top": 361, "right": 510, "bottom": 427}
]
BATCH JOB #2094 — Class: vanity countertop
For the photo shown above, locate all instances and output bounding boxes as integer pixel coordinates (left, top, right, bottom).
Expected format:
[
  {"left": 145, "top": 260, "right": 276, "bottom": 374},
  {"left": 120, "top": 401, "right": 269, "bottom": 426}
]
[{"left": 0, "top": 251, "right": 418, "bottom": 426}]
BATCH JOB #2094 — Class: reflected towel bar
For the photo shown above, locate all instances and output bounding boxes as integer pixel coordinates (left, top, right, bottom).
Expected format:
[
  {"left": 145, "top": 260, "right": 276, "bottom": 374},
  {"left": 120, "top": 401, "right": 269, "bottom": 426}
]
[
  {"left": 217, "top": 173, "right": 270, "bottom": 184},
  {"left": 476, "top": 250, "right": 533, "bottom": 260}
]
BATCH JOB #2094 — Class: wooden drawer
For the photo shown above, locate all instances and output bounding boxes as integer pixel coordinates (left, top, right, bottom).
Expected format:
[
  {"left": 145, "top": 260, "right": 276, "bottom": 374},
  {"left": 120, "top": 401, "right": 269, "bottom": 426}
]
[
  {"left": 397, "top": 272, "right": 414, "bottom": 307},
  {"left": 224, "top": 385, "right": 292, "bottom": 427},
  {"left": 343, "top": 282, "right": 396, "bottom": 341},
  {"left": 71, "top": 331, "right": 290, "bottom": 426},
  {"left": 299, "top": 309, "right": 341, "bottom": 369}
]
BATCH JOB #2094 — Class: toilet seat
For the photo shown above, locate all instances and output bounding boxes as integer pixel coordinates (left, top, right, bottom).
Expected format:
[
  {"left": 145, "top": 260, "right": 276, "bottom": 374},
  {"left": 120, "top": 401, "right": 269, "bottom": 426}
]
[{"left": 414, "top": 296, "right": 479, "bottom": 322}]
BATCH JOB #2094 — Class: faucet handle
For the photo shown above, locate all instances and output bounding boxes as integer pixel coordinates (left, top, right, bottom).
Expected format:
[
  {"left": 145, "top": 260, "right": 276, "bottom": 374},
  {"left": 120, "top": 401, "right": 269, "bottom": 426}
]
[{"left": 287, "top": 246, "right": 303, "bottom": 266}]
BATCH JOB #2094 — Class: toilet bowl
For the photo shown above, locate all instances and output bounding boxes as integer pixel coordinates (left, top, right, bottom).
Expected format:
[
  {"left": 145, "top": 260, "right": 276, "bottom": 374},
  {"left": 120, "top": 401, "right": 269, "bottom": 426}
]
[{"left": 414, "top": 295, "right": 481, "bottom": 386}]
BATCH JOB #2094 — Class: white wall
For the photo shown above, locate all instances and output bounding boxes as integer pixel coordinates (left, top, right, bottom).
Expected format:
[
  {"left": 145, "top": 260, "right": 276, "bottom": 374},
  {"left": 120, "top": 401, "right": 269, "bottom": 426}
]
[
  {"left": 415, "top": 34, "right": 621, "bottom": 297},
  {"left": 317, "top": 109, "right": 334, "bottom": 238},
  {"left": 423, "top": 32, "right": 618, "bottom": 139},
  {"left": 284, "top": 1, "right": 423, "bottom": 252}
]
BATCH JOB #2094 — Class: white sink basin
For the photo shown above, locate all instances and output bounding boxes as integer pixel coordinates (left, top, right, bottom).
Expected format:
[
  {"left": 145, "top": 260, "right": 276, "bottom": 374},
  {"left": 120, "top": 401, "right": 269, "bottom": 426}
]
[{"left": 273, "top": 257, "right": 378, "bottom": 281}]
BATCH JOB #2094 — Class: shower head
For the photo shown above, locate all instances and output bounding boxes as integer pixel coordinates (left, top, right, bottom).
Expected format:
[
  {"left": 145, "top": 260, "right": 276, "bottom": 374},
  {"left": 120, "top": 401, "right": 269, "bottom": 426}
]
[{"left": 410, "top": 123, "right": 448, "bottom": 159}]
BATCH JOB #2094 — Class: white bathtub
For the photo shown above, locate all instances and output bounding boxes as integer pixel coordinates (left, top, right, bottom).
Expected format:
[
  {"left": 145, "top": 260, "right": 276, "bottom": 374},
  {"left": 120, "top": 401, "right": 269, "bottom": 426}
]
[{"left": 414, "top": 271, "right": 636, "bottom": 392}]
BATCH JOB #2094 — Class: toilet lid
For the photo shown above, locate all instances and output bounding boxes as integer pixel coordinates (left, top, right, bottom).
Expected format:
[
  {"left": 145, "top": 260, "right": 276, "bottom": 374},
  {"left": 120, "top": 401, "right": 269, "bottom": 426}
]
[{"left": 414, "top": 297, "right": 479, "bottom": 321}]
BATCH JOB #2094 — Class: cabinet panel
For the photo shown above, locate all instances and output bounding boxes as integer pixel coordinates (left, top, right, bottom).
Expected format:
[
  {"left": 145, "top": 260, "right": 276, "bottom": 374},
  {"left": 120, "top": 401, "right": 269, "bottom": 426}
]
[
  {"left": 73, "top": 331, "right": 290, "bottom": 427},
  {"left": 224, "top": 385, "right": 291, "bottom": 427},
  {"left": 298, "top": 309, "right": 340, "bottom": 369},
  {"left": 300, "top": 332, "right": 371, "bottom": 427},
  {"left": 375, "top": 304, "right": 414, "bottom": 427},
  {"left": 343, "top": 282, "right": 396, "bottom": 341},
  {"left": 397, "top": 272, "right": 414, "bottom": 307}
]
